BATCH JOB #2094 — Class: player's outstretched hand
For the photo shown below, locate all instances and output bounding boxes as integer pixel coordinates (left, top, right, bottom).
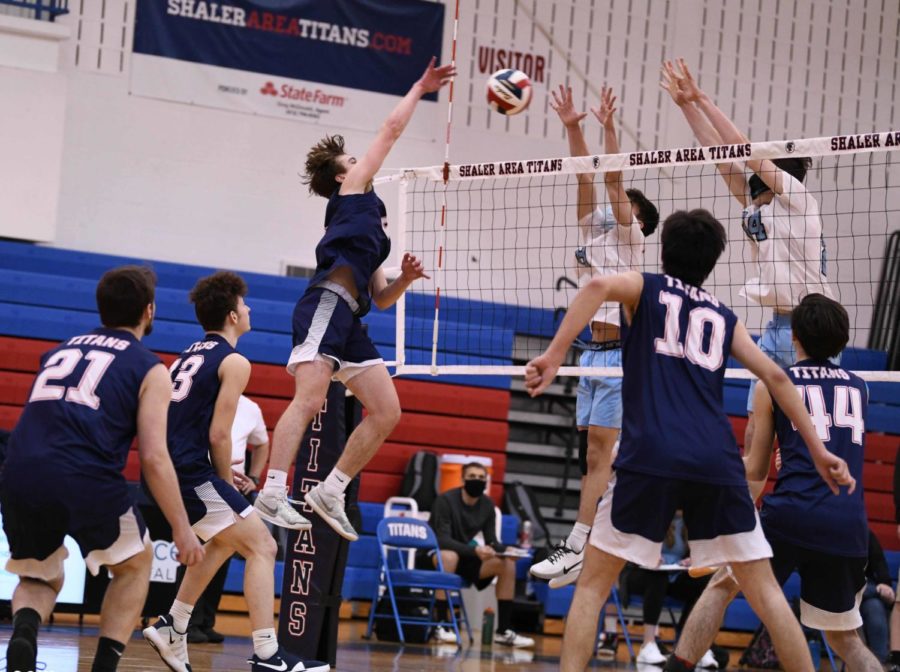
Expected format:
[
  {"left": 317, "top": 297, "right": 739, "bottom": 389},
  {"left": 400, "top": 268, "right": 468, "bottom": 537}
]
[
  {"left": 660, "top": 61, "right": 689, "bottom": 106},
  {"left": 417, "top": 57, "right": 456, "bottom": 94},
  {"left": 173, "top": 527, "right": 205, "bottom": 567},
  {"left": 549, "top": 85, "right": 587, "bottom": 128},
  {"left": 673, "top": 58, "right": 702, "bottom": 102},
  {"left": 401, "top": 253, "right": 430, "bottom": 282},
  {"left": 814, "top": 452, "right": 856, "bottom": 495},
  {"left": 524, "top": 352, "right": 561, "bottom": 397},
  {"left": 590, "top": 86, "right": 617, "bottom": 129}
]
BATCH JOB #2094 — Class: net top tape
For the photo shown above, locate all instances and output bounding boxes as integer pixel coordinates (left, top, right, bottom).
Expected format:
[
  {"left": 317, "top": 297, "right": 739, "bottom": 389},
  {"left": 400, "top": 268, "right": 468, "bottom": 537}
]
[{"left": 375, "top": 130, "right": 900, "bottom": 184}]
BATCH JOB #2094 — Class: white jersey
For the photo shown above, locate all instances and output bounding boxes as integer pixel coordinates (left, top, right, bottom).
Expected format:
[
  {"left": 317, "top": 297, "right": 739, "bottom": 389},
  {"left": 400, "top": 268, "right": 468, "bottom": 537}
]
[
  {"left": 739, "top": 173, "right": 834, "bottom": 311},
  {"left": 574, "top": 206, "right": 645, "bottom": 327},
  {"left": 230, "top": 395, "right": 268, "bottom": 473}
]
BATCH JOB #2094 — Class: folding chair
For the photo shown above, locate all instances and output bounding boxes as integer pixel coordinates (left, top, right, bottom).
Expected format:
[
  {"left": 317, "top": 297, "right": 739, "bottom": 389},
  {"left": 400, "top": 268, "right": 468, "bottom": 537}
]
[
  {"left": 598, "top": 586, "right": 635, "bottom": 660},
  {"left": 365, "top": 517, "right": 473, "bottom": 646}
]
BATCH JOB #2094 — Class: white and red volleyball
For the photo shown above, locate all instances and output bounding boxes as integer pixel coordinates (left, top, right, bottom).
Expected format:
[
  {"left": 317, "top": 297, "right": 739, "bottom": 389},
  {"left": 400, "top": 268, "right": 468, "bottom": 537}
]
[{"left": 486, "top": 68, "right": 533, "bottom": 116}]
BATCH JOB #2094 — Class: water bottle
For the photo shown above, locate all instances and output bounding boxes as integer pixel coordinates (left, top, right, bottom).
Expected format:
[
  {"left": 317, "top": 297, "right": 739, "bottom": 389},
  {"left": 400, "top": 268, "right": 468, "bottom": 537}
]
[
  {"left": 481, "top": 608, "right": 495, "bottom": 646},
  {"left": 521, "top": 520, "right": 533, "bottom": 549}
]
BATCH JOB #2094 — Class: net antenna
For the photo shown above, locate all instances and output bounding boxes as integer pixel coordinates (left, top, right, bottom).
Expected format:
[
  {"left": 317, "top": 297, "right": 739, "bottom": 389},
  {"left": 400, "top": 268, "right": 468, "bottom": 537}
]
[{"left": 386, "top": 131, "right": 900, "bottom": 383}]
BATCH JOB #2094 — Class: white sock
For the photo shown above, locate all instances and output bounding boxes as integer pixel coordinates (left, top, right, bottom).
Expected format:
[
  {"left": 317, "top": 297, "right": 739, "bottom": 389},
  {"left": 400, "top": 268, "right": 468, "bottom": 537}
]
[
  {"left": 252, "top": 627, "right": 279, "bottom": 660},
  {"left": 322, "top": 468, "right": 350, "bottom": 497},
  {"left": 262, "top": 469, "right": 287, "bottom": 495},
  {"left": 170, "top": 600, "right": 193, "bottom": 633},
  {"left": 566, "top": 522, "right": 591, "bottom": 553},
  {"left": 604, "top": 615, "right": 617, "bottom": 632}
]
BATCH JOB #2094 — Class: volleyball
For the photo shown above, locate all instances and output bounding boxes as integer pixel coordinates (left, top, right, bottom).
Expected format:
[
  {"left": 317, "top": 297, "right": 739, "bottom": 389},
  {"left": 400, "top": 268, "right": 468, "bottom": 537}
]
[{"left": 486, "top": 68, "right": 533, "bottom": 115}]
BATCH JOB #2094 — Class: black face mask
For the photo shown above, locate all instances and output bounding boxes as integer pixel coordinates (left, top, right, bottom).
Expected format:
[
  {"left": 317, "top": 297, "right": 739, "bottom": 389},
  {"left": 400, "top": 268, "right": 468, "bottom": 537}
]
[{"left": 463, "top": 478, "right": 486, "bottom": 498}]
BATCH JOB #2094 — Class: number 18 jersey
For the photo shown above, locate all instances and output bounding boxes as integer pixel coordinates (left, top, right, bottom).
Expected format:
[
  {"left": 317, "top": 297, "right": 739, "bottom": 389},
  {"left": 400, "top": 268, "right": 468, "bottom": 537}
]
[
  {"left": 5, "top": 328, "right": 160, "bottom": 479},
  {"left": 614, "top": 273, "right": 745, "bottom": 485}
]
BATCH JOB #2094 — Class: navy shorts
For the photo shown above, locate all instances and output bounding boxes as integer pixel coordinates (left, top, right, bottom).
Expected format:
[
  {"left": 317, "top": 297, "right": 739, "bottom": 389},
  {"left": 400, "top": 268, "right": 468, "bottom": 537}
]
[
  {"left": 179, "top": 471, "right": 254, "bottom": 542},
  {"left": 768, "top": 532, "right": 867, "bottom": 631},
  {"left": 590, "top": 469, "right": 771, "bottom": 569},
  {"left": 287, "top": 287, "right": 383, "bottom": 381},
  {"left": 0, "top": 470, "right": 148, "bottom": 579}
]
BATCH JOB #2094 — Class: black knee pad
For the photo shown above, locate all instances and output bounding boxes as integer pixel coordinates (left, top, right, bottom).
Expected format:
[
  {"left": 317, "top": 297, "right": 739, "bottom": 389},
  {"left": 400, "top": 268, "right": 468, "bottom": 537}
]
[{"left": 578, "top": 430, "right": 589, "bottom": 476}]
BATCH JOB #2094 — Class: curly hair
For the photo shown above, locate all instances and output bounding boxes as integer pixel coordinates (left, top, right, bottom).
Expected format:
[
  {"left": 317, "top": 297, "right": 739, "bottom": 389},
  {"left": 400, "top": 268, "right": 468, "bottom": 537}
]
[
  {"left": 302, "top": 134, "right": 347, "bottom": 198},
  {"left": 626, "top": 188, "right": 660, "bottom": 237},
  {"left": 189, "top": 271, "right": 248, "bottom": 332}
]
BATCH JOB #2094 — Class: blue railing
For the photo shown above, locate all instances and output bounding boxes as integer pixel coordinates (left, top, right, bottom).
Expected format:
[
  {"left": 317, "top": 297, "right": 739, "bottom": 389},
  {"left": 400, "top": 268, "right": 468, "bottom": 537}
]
[{"left": 0, "top": 0, "right": 68, "bottom": 21}]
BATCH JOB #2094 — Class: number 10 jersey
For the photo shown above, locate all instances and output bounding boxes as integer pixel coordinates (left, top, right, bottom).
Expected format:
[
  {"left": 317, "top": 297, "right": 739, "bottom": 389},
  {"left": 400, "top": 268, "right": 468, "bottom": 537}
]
[{"left": 614, "top": 273, "right": 745, "bottom": 486}]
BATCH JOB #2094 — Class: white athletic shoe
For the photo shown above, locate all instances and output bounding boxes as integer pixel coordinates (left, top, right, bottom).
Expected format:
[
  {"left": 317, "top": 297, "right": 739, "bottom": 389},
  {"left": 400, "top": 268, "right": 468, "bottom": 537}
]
[
  {"left": 696, "top": 649, "right": 719, "bottom": 669},
  {"left": 254, "top": 489, "right": 312, "bottom": 530},
  {"left": 143, "top": 614, "right": 192, "bottom": 672},
  {"left": 636, "top": 640, "right": 667, "bottom": 665},
  {"left": 432, "top": 626, "right": 460, "bottom": 644},
  {"left": 494, "top": 629, "right": 535, "bottom": 648},
  {"left": 548, "top": 564, "right": 582, "bottom": 588},
  {"left": 304, "top": 484, "right": 359, "bottom": 541},
  {"left": 529, "top": 541, "right": 584, "bottom": 580}
]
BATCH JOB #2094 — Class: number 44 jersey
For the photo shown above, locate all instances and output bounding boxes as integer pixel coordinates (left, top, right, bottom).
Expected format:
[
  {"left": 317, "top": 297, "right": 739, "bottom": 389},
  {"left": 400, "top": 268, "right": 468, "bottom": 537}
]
[
  {"left": 614, "top": 273, "right": 745, "bottom": 486},
  {"left": 763, "top": 361, "right": 868, "bottom": 556},
  {"left": 6, "top": 328, "right": 161, "bottom": 478}
]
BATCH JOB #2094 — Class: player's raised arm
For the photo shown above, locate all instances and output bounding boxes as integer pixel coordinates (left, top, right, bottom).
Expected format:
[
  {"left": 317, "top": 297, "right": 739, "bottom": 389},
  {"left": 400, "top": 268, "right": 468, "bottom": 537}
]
[
  {"left": 370, "top": 253, "right": 430, "bottom": 310},
  {"left": 209, "top": 353, "right": 252, "bottom": 484},
  {"left": 550, "top": 85, "right": 596, "bottom": 225},
  {"left": 590, "top": 87, "right": 633, "bottom": 227},
  {"left": 730, "top": 322, "right": 855, "bottom": 495},
  {"left": 340, "top": 57, "right": 455, "bottom": 194},
  {"left": 137, "top": 364, "right": 204, "bottom": 566},
  {"left": 661, "top": 60, "right": 748, "bottom": 207},
  {"left": 677, "top": 59, "right": 789, "bottom": 198},
  {"left": 525, "top": 271, "right": 643, "bottom": 396}
]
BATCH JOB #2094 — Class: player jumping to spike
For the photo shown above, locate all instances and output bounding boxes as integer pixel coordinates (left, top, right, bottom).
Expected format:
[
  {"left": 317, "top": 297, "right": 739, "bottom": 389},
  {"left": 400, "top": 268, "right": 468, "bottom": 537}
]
[{"left": 256, "top": 57, "right": 455, "bottom": 541}]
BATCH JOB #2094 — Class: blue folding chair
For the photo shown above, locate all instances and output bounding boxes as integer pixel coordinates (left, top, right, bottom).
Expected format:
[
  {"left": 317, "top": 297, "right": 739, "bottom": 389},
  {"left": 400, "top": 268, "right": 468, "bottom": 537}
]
[
  {"left": 365, "top": 517, "right": 473, "bottom": 646},
  {"left": 598, "top": 586, "right": 635, "bottom": 660}
]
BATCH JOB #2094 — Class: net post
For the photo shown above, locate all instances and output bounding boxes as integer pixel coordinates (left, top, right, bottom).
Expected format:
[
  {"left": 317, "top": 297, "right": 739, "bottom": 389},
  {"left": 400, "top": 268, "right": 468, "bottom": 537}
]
[{"left": 395, "top": 176, "right": 408, "bottom": 375}]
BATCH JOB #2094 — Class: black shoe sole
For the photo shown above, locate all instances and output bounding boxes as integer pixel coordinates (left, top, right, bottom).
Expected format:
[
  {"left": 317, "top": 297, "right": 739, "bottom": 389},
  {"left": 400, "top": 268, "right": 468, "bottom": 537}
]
[{"left": 7, "top": 636, "right": 36, "bottom": 672}]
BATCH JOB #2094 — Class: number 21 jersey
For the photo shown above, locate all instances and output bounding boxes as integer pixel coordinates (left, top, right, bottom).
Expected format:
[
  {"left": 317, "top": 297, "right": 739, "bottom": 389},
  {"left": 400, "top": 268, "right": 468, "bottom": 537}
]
[
  {"left": 614, "top": 273, "right": 745, "bottom": 486},
  {"left": 5, "top": 328, "right": 160, "bottom": 478}
]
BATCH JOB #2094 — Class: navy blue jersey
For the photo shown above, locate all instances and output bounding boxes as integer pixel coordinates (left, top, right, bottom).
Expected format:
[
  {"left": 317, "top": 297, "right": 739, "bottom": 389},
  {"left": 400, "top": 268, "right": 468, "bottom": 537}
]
[
  {"left": 614, "top": 273, "right": 745, "bottom": 485},
  {"left": 761, "top": 360, "right": 868, "bottom": 557},
  {"left": 166, "top": 334, "right": 236, "bottom": 477},
  {"left": 4, "top": 328, "right": 160, "bottom": 479},
  {"left": 307, "top": 188, "right": 391, "bottom": 316}
]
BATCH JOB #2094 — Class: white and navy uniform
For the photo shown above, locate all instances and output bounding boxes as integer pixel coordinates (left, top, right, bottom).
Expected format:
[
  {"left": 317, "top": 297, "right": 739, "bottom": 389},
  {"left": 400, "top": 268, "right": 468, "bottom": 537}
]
[
  {"left": 287, "top": 188, "right": 390, "bottom": 381},
  {"left": 573, "top": 206, "right": 644, "bottom": 433},
  {"left": 590, "top": 273, "right": 771, "bottom": 569},
  {"left": 742, "top": 173, "right": 836, "bottom": 409},
  {"left": 0, "top": 328, "right": 157, "bottom": 580},
  {"left": 761, "top": 360, "right": 868, "bottom": 630},
  {"left": 151, "top": 334, "right": 253, "bottom": 541}
]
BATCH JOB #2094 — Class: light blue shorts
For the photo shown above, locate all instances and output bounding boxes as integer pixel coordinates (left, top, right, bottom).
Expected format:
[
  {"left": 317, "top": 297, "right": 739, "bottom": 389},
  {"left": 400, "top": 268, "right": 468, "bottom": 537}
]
[
  {"left": 576, "top": 347, "right": 623, "bottom": 429},
  {"left": 747, "top": 313, "right": 796, "bottom": 412}
]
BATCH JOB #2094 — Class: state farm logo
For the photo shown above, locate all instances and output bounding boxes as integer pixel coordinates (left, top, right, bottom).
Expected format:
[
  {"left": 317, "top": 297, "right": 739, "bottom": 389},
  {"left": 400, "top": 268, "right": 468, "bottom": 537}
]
[{"left": 260, "top": 81, "right": 278, "bottom": 96}]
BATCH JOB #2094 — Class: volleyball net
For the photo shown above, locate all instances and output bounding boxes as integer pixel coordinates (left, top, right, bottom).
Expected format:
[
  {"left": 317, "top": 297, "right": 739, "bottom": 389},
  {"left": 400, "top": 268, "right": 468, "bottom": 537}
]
[{"left": 382, "top": 131, "right": 900, "bottom": 382}]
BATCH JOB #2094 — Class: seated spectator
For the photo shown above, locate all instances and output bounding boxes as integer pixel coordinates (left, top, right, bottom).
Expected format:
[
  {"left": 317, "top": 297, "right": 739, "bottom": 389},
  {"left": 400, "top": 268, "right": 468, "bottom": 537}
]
[
  {"left": 620, "top": 512, "right": 721, "bottom": 665},
  {"left": 421, "top": 461, "right": 534, "bottom": 648},
  {"left": 860, "top": 530, "right": 895, "bottom": 662}
]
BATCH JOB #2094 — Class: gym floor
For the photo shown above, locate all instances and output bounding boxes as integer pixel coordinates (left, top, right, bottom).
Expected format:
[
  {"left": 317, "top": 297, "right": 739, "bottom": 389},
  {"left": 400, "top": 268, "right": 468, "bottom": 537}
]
[{"left": 1, "top": 619, "right": 760, "bottom": 671}]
